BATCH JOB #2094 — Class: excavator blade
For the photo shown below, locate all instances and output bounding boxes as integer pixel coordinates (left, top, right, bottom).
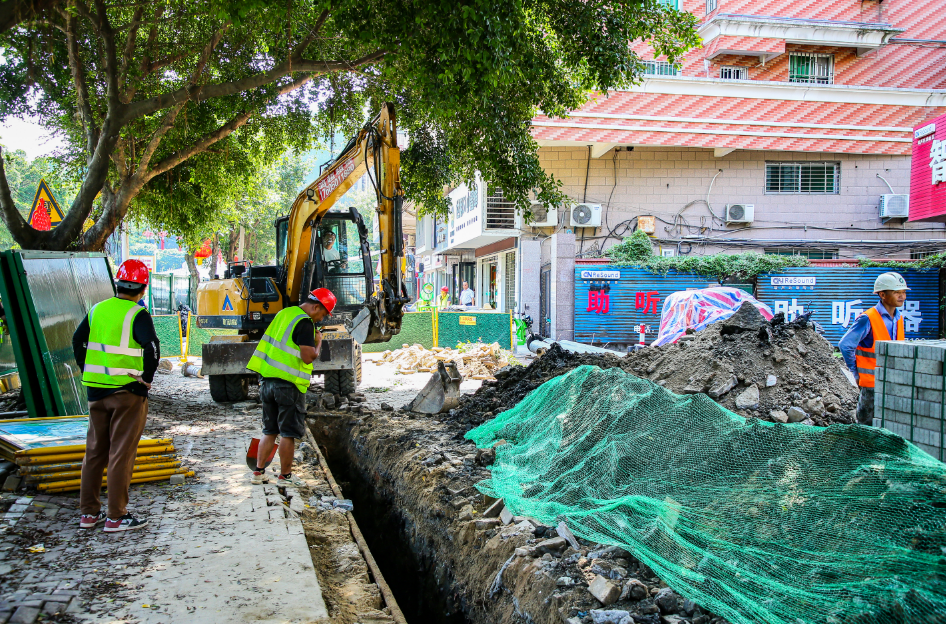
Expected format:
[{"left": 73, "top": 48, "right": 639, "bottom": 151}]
[{"left": 408, "top": 361, "right": 463, "bottom": 414}]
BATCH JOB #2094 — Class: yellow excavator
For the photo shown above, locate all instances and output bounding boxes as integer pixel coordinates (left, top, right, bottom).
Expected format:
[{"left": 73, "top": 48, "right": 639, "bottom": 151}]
[{"left": 195, "top": 103, "right": 408, "bottom": 402}]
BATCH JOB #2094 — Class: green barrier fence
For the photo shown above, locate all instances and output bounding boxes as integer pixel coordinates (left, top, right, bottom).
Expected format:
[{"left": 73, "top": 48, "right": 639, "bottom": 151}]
[
  {"left": 152, "top": 314, "right": 184, "bottom": 358},
  {"left": 361, "top": 312, "right": 435, "bottom": 352},
  {"left": 467, "top": 365, "right": 946, "bottom": 624},
  {"left": 361, "top": 310, "right": 512, "bottom": 353},
  {"left": 186, "top": 315, "right": 239, "bottom": 357}
]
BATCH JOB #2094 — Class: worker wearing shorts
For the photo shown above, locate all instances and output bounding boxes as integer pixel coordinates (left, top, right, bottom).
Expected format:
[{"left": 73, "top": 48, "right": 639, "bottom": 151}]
[{"left": 246, "top": 288, "right": 336, "bottom": 485}]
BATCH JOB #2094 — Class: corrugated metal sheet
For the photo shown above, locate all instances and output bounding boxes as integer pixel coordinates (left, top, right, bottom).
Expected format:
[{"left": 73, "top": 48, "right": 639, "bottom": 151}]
[
  {"left": 574, "top": 266, "right": 719, "bottom": 346},
  {"left": 757, "top": 267, "right": 940, "bottom": 347}
]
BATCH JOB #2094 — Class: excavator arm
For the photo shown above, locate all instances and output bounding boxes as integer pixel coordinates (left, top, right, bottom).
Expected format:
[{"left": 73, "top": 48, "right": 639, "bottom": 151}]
[{"left": 284, "top": 102, "right": 407, "bottom": 343}]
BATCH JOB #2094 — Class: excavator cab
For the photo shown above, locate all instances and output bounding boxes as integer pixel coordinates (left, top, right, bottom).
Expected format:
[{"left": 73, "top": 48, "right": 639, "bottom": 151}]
[{"left": 302, "top": 207, "right": 377, "bottom": 328}]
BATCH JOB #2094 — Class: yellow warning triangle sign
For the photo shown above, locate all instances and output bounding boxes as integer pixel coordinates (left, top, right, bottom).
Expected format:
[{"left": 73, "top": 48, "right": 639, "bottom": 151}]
[{"left": 27, "top": 179, "right": 65, "bottom": 231}]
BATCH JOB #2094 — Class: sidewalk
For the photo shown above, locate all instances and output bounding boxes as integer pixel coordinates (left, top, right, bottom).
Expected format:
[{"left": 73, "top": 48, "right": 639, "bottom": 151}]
[{"left": 0, "top": 372, "right": 329, "bottom": 624}]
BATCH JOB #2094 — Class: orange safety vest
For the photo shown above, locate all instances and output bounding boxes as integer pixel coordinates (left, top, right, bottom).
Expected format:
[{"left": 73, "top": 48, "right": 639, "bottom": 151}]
[{"left": 855, "top": 307, "right": 905, "bottom": 388}]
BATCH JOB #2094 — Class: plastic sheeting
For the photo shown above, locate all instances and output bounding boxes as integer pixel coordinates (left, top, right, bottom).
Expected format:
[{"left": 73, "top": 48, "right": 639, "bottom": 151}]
[
  {"left": 0, "top": 416, "right": 89, "bottom": 458},
  {"left": 653, "top": 287, "right": 773, "bottom": 347}
]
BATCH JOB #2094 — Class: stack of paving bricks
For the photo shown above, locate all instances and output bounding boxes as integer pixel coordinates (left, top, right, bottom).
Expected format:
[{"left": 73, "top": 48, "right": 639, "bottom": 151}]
[{"left": 874, "top": 340, "right": 946, "bottom": 462}]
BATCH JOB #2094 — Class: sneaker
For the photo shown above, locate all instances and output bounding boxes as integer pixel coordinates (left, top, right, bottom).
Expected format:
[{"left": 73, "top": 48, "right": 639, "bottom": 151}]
[
  {"left": 277, "top": 473, "right": 305, "bottom": 487},
  {"left": 251, "top": 470, "right": 269, "bottom": 485},
  {"left": 103, "top": 513, "right": 148, "bottom": 533},
  {"left": 79, "top": 512, "right": 106, "bottom": 529}
]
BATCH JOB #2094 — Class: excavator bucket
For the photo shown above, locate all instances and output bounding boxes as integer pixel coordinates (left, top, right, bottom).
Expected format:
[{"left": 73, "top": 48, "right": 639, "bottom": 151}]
[{"left": 408, "top": 361, "right": 463, "bottom": 414}]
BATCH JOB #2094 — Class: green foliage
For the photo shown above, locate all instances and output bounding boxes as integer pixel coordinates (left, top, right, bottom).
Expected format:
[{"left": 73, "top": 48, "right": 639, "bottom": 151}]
[
  {"left": 0, "top": 0, "right": 701, "bottom": 248},
  {"left": 857, "top": 253, "right": 946, "bottom": 270},
  {"left": 606, "top": 235, "right": 812, "bottom": 280}
]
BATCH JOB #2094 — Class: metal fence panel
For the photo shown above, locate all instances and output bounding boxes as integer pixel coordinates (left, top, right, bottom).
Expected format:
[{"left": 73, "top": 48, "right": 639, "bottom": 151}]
[
  {"left": 150, "top": 273, "right": 173, "bottom": 315},
  {"left": 573, "top": 266, "right": 720, "bottom": 346},
  {"left": 757, "top": 267, "right": 940, "bottom": 346},
  {"left": 362, "top": 312, "right": 435, "bottom": 352},
  {"left": 186, "top": 315, "right": 238, "bottom": 357}
]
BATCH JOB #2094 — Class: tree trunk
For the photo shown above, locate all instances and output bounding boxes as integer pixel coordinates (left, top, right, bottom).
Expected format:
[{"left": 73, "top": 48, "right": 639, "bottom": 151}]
[{"left": 184, "top": 249, "right": 199, "bottom": 309}]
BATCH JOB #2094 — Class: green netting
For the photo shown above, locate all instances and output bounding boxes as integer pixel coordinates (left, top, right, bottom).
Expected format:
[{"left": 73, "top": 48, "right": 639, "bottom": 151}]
[
  {"left": 187, "top": 317, "right": 238, "bottom": 357},
  {"left": 467, "top": 365, "right": 946, "bottom": 624},
  {"left": 362, "top": 312, "right": 435, "bottom": 352},
  {"left": 152, "top": 315, "right": 183, "bottom": 358},
  {"left": 438, "top": 311, "right": 512, "bottom": 349}
]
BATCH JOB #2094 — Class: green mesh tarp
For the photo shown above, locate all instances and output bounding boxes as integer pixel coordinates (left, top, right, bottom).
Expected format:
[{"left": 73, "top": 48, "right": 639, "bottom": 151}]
[
  {"left": 186, "top": 316, "right": 238, "bottom": 357},
  {"left": 467, "top": 365, "right": 946, "bottom": 624},
  {"left": 362, "top": 312, "right": 434, "bottom": 352},
  {"left": 438, "top": 311, "right": 512, "bottom": 349},
  {"left": 152, "top": 314, "right": 183, "bottom": 358}
]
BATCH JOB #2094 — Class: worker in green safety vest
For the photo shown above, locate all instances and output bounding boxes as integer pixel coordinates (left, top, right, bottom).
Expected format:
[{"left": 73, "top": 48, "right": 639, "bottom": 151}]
[
  {"left": 73, "top": 259, "right": 160, "bottom": 533},
  {"left": 247, "top": 287, "right": 337, "bottom": 486}
]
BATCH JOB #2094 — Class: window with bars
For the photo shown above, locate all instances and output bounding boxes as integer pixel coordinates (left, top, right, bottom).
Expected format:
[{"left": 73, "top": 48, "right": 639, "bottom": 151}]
[
  {"left": 485, "top": 187, "right": 517, "bottom": 230},
  {"left": 789, "top": 53, "right": 834, "bottom": 84},
  {"left": 764, "top": 248, "right": 839, "bottom": 260},
  {"left": 765, "top": 162, "right": 840, "bottom": 194},
  {"left": 644, "top": 60, "right": 679, "bottom": 77},
  {"left": 911, "top": 250, "right": 942, "bottom": 260},
  {"left": 720, "top": 66, "right": 747, "bottom": 80},
  {"left": 504, "top": 251, "right": 516, "bottom": 312},
  {"left": 706, "top": 0, "right": 717, "bottom": 13}
]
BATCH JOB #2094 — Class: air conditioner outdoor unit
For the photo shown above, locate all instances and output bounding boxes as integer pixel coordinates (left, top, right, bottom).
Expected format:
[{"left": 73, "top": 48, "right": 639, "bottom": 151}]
[
  {"left": 527, "top": 201, "right": 558, "bottom": 227},
  {"left": 569, "top": 203, "right": 602, "bottom": 228},
  {"left": 879, "top": 194, "right": 910, "bottom": 220},
  {"left": 725, "top": 203, "right": 754, "bottom": 224}
]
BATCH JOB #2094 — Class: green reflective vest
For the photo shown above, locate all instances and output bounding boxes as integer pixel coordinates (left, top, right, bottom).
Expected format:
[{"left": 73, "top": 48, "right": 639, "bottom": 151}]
[
  {"left": 247, "top": 306, "right": 313, "bottom": 393},
  {"left": 81, "top": 297, "right": 145, "bottom": 389}
]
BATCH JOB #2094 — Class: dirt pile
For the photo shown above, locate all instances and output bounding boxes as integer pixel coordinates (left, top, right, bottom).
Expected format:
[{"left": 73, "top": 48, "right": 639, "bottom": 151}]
[
  {"left": 374, "top": 342, "right": 518, "bottom": 380},
  {"left": 448, "top": 309, "right": 858, "bottom": 428}
]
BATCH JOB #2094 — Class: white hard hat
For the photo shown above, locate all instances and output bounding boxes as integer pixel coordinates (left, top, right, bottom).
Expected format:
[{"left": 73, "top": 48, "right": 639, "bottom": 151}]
[{"left": 873, "top": 271, "right": 910, "bottom": 293}]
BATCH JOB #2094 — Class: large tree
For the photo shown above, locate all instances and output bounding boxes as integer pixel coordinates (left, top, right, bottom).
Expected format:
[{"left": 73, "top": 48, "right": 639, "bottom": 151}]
[{"left": 0, "top": 0, "right": 698, "bottom": 251}]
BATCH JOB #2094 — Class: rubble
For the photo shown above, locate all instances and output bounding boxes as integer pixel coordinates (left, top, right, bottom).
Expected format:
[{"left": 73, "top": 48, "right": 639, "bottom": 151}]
[
  {"left": 450, "top": 311, "right": 858, "bottom": 427},
  {"left": 373, "top": 342, "right": 519, "bottom": 380}
]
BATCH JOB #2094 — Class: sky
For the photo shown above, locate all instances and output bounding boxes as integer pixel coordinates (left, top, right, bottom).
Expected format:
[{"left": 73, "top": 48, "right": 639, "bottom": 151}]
[{"left": 0, "top": 117, "right": 64, "bottom": 159}]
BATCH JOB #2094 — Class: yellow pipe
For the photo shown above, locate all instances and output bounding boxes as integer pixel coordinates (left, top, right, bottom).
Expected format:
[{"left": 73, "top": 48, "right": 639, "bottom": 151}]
[
  {"left": 16, "top": 438, "right": 171, "bottom": 457},
  {"left": 20, "top": 454, "right": 177, "bottom": 475},
  {"left": 25, "top": 461, "right": 182, "bottom": 483},
  {"left": 37, "top": 467, "right": 193, "bottom": 491},
  {"left": 17, "top": 445, "right": 175, "bottom": 465},
  {"left": 42, "top": 471, "right": 195, "bottom": 494}
]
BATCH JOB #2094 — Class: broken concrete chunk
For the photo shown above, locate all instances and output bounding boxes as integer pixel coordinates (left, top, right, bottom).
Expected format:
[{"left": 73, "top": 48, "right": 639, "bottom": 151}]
[
  {"left": 786, "top": 406, "right": 808, "bottom": 423},
  {"left": 474, "top": 518, "right": 502, "bottom": 530},
  {"left": 515, "top": 547, "right": 535, "bottom": 557},
  {"left": 458, "top": 505, "right": 475, "bottom": 522},
  {"left": 450, "top": 496, "right": 468, "bottom": 509},
  {"left": 770, "top": 410, "right": 788, "bottom": 424},
  {"left": 720, "top": 302, "right": 767, "bottom": 335},
  {"left": 483, "top": 498, "right": 504, "bottom": 518},
  {"left": 588, "top": 575, "right": 621, "bottom": 606},
  {"left": 655, "top": 587, "right": 680, "bottom": 613},
  {"left": 556, "top": 521, "right": 581, "bottom": 550},
  {"left": 797, "top": 343, "right": 808, "bottom": 356},
  {"left": 589, "top": 610, "right": 633, "bottom": 624},
  {"left": 734, "top": 384, "right": 760, "bottom": 409},
  {"left": 621, "top": 578, "right": 649, "bottom": 601},
  {"left": 499, "top": 506, "right": 514, "bottom": 525},
  {"left": 766, "top": 374, "right": 778, "bottom": 387},
  {"left": 557, "top": 576, "right": 576, "bottom": 587},
  {"left": 535, "top": 537, "right": 568, "bottom": 555},
  {"left": 169, "top": 474, "right": 186, "bottom": 485},
  {"left": 707, "top": 374, "right": 737, "bottom": 399}
]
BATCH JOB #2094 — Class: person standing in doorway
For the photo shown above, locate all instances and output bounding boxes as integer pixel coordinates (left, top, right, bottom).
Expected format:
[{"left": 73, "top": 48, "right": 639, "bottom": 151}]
[
  {"left": 74, "top": 259, "right": 160, "bottom": 532},
  {"left": 839, "top": 272, "right": 909, "bottom": 426},
  {"left": 460, "top": 281, "right": 475, "bottom": 307},
  {"left": 248, "top": 288, "right": 336, "bottom": 486}
]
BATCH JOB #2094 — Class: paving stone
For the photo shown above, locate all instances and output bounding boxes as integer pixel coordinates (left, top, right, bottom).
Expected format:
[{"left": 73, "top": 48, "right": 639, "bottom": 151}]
[{"left": 8, "top": 605, "right": 40, "bottom": 623}]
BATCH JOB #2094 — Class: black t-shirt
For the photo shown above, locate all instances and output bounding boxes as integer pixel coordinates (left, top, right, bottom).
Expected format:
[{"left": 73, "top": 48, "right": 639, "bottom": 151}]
[{"left": 292, "top": 318, "right": 316, "bottom": 348}]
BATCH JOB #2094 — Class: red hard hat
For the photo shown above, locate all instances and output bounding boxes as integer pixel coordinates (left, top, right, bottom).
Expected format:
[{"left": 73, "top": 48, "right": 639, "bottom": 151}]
[
  {"left": 441, "top": 286, "right": 449, "bottom": 292},
  {"left": 309, "top": 288, "right": 336, "bottom": 315},
  {"left": 116, "top": 259, "right": 150, "bottom": 285}
]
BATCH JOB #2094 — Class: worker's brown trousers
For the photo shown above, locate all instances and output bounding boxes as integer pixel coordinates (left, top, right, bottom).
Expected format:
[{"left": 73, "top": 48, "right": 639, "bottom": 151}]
[{"left": 79, "top": 391, "right": 148, "bottom": 519}]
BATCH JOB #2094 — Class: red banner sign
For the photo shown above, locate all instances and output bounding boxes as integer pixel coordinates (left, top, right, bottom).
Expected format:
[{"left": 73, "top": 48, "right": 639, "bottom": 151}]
[{"left": 909, "top": 112, "right": 946, "bottom": 222}]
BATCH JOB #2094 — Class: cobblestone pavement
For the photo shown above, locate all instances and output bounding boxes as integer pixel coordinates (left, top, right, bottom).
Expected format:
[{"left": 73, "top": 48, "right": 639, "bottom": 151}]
[{"left": 0, "top": 372, "right": 329, "bottom": 624}]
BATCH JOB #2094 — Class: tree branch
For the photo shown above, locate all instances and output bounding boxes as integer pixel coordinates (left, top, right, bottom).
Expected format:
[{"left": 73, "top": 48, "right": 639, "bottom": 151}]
[
  {"left": 123, "top": 50, "right": 386, "bottom": 123},
  {"left": 143, "top": 73, "right": 315, "bottom": 182},
  {"left": 66, "top": 13, "right": 98, "bottom": 158},
  {"left": 0, "top": 0, "right": 61, "bottom": 34},
  {"left": 118, "top": 5, "right": 145, "bottom": 94}
]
